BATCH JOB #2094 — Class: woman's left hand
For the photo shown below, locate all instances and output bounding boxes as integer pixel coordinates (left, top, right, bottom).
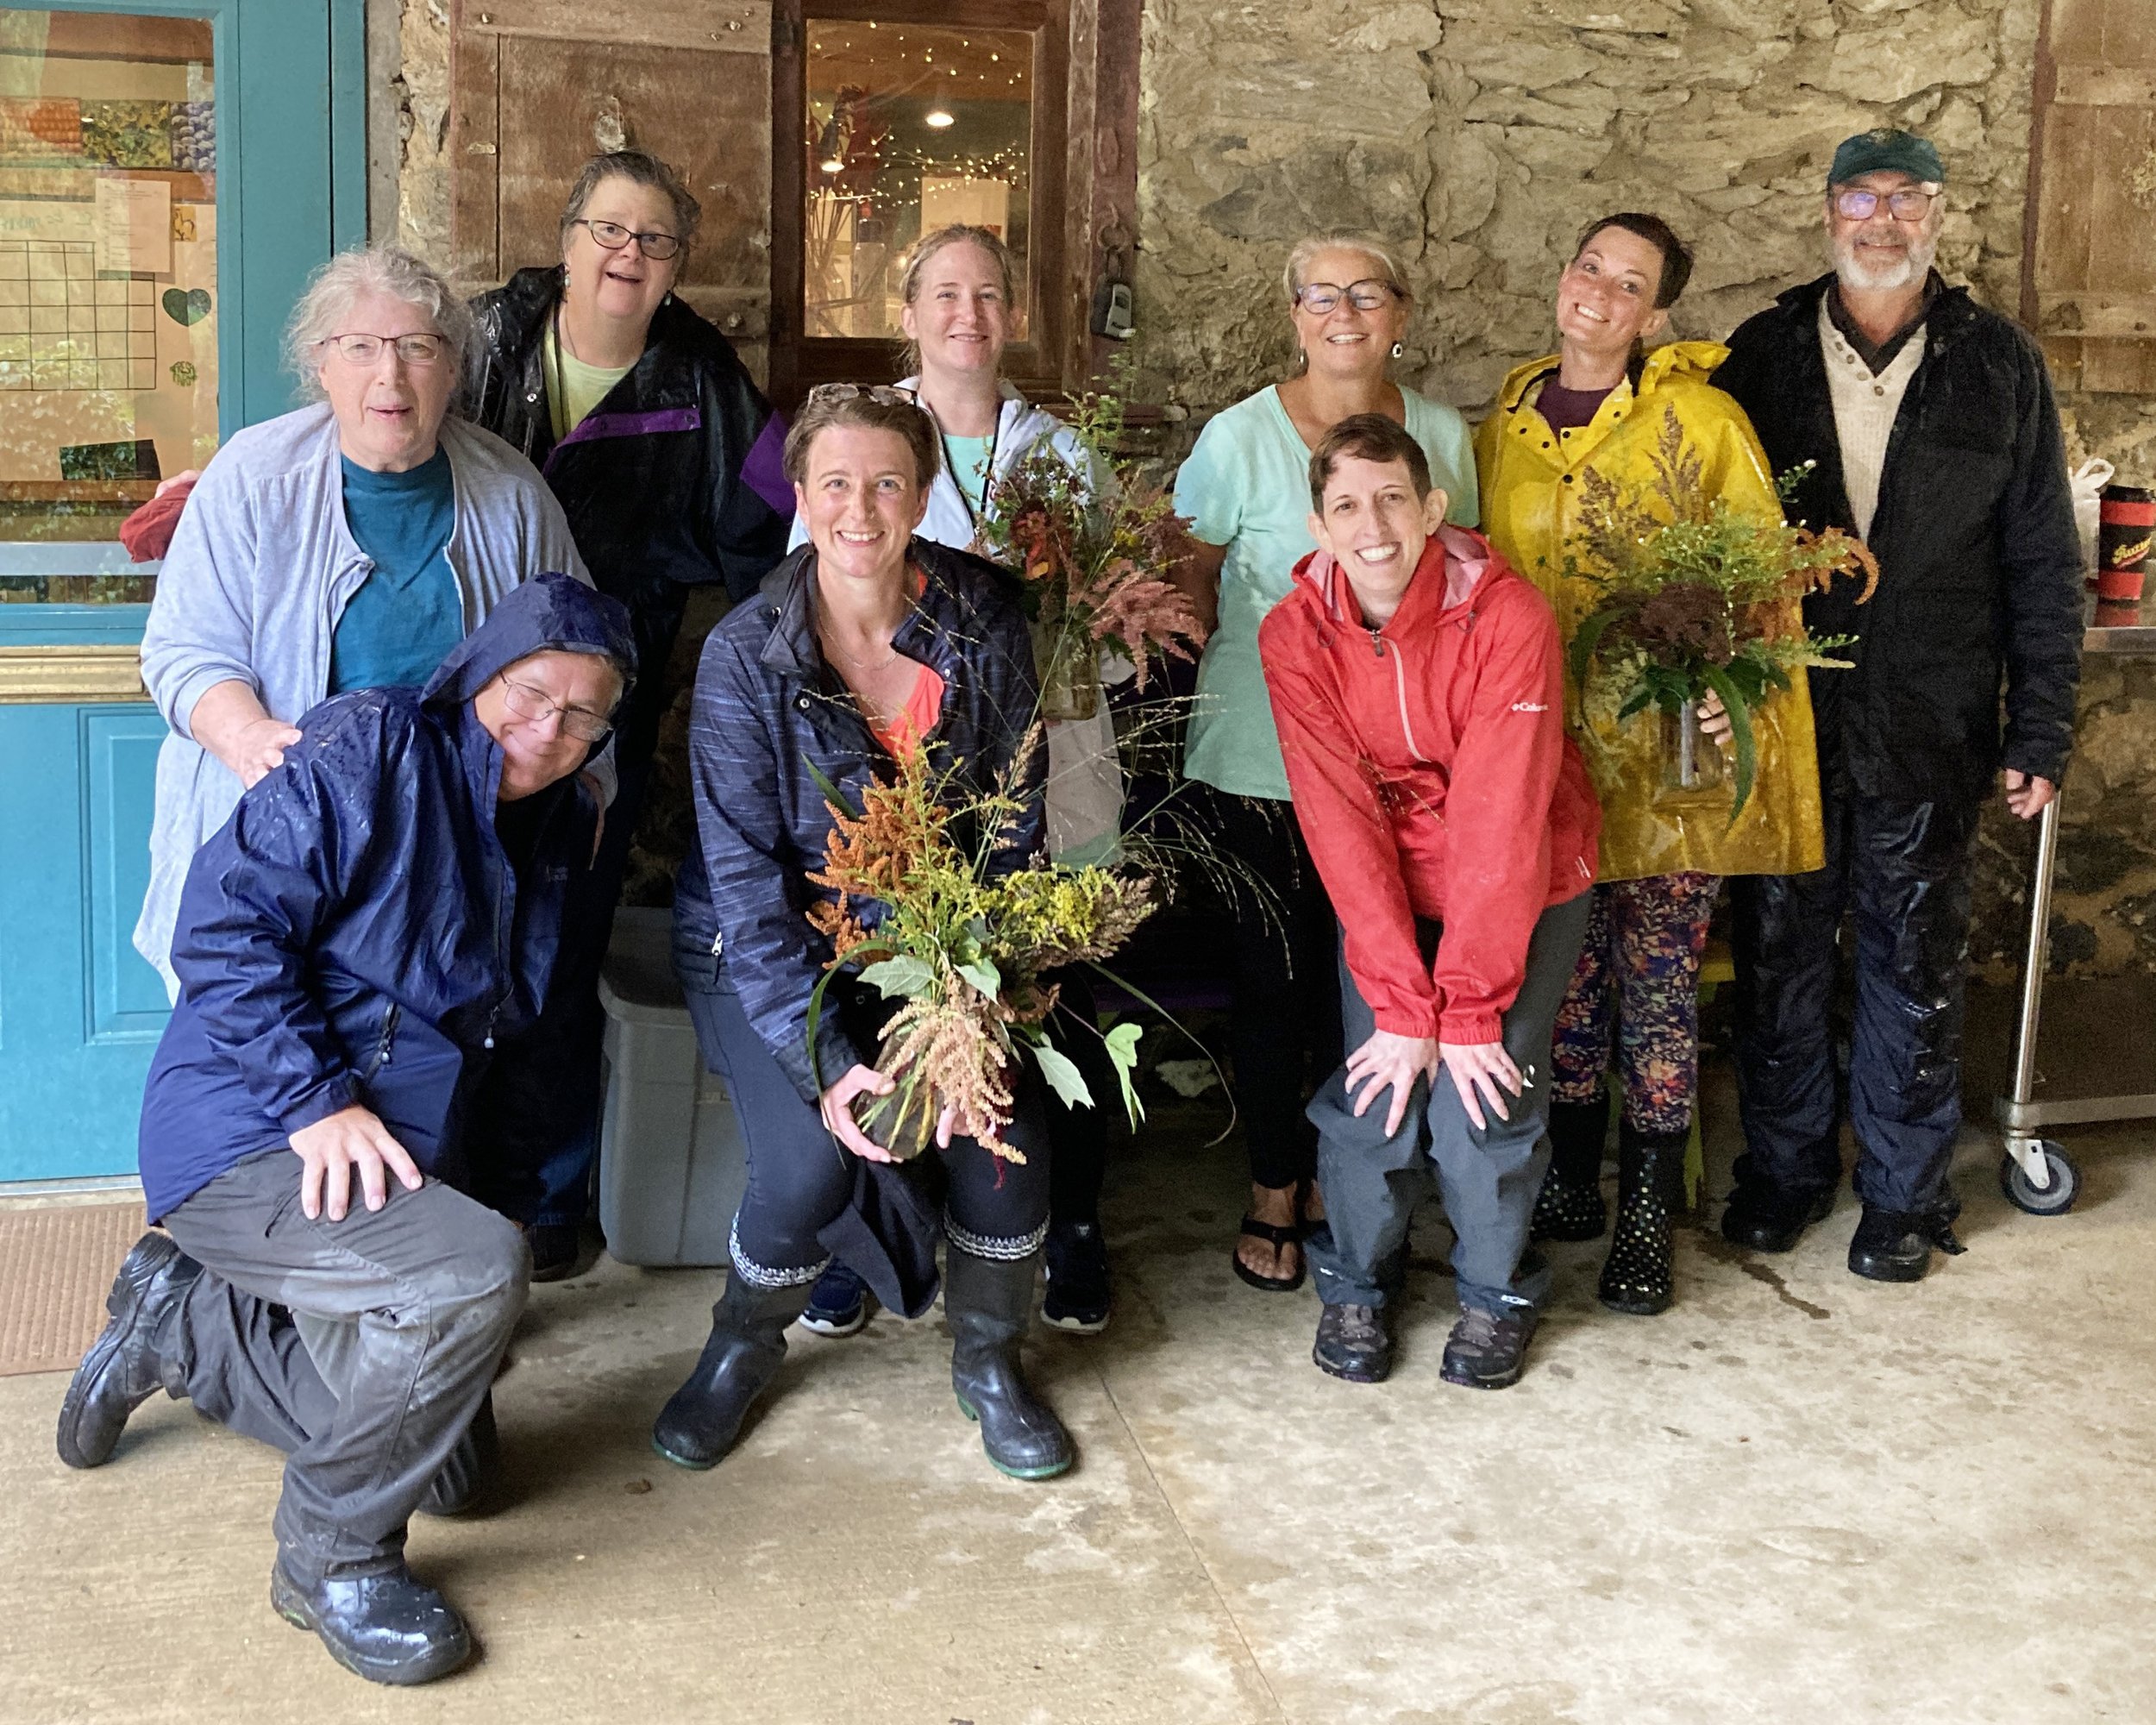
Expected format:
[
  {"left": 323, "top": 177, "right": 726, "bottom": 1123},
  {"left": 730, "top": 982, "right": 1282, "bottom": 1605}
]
[
  {"left": 1697, "top": 688, "right": 1733, "bottom": 743},
  {"left": 1438, "top": 1040, "right": 1525, "bottom": 1131}
]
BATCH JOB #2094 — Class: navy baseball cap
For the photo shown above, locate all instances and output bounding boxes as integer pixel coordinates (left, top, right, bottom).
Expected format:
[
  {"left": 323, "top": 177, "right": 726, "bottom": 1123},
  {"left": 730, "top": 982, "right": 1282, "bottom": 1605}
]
[{"left": 1828, "top": 127, "right": 1945, "bottom": 187}]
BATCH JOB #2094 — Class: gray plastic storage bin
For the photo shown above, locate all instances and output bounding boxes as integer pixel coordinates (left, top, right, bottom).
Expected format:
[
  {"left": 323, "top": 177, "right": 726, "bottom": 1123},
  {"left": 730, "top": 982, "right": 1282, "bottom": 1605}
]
[{"left": 597, "top": 906, "right": 747, "bottom": 1267}]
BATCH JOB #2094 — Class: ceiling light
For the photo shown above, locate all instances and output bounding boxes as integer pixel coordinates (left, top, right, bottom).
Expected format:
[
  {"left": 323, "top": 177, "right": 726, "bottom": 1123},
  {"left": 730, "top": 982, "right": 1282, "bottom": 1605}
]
[{"left": 925, "top": 106, "right": 955, "bottom": 129}]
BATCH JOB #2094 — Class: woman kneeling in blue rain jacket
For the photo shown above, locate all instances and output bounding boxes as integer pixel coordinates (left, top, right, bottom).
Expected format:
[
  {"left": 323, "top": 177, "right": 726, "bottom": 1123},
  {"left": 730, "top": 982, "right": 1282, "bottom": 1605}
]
[{"left": 55, "top": 572, "right": 636, "bottom": 1689}]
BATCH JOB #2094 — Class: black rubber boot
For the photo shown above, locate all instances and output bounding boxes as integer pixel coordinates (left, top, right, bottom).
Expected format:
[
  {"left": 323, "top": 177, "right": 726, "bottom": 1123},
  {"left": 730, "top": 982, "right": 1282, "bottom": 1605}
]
[
  {"left": 1598, "top": 1125, "right": 1688, "bottom": 1316},
  {"left": 270, "top": 1559, "right": 471, "bottom": 1686},
  {"left": 650, "top": 1271, "right": 816, "bottom": 1471},
  {"left": 946, "top": 1248, "right": 1074, "bottom": 1481},
  {"left": 416, "top": 1392, "right": 498, "bottom": 1518},
  {"left": 1847, "top": 1205, "right": 1963, "bottom": 1283},
  {"left": 56, "top": 1231, "right": 202, "bottom": 1471},
  {"left": 1530, "top": 1098, "right": 1610, "bottom": 1243}
]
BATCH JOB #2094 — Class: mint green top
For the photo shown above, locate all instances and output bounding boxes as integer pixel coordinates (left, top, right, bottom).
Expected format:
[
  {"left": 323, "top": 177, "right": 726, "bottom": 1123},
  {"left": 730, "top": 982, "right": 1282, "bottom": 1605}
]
[
  {"left": 1173, "top": 384, "right": 1480, "bottom": 800},
  {"left": 942, "top": 433, "right": 993, "bottom": 517}
]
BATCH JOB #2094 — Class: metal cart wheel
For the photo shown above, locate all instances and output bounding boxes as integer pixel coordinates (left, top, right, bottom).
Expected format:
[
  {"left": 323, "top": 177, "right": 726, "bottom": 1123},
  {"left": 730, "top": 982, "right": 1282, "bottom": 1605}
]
[{"left": 1999, "top": 1142, "right": 2081, "bottom": 1216}]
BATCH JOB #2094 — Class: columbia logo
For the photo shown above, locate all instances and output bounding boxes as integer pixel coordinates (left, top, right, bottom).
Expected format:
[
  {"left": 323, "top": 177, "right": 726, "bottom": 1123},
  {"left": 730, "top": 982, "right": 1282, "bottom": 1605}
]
[{"left": 1510, "top": 700, "right": 1551, "bottom": 712}]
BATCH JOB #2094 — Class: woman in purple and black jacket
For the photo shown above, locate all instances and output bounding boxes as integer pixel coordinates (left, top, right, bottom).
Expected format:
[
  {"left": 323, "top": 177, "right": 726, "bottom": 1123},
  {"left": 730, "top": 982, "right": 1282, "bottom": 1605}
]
[{"left": 463, "top": 149, "right": 794, "bottom": 1274}]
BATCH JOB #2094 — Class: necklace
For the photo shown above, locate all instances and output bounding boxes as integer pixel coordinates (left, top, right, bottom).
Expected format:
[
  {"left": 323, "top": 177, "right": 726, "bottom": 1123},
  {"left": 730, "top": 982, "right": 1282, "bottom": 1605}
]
[{"left": 918, "top": 386, "right": 1001, "bottom": 527}]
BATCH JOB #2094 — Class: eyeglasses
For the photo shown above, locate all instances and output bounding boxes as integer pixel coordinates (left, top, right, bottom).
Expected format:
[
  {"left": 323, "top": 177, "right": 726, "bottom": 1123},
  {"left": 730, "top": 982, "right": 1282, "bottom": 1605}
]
[
  {"left": 1294, "top": 279, "right": 1402, "bottom": 315},
  {"left": 806, "top": 382, "right": 921, "bottom": 408},
  {"left": 573, "top": 217, "right": 683, "bottom": 260},
  {"left": 316, "top": 332, "right": 445, "bottom": 366},
  {"left": 499, "top": 675, "right": 614, "bottom": 743},
  {"left": 1833, "top": 187, "right": 1939, "bottom": 222}
]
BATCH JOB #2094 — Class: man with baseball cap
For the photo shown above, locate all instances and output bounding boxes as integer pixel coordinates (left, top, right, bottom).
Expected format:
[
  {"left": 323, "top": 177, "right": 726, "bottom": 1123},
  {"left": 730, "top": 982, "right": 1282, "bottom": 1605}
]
[{"left": 1712, "top": 129, "right": 2083, "bottom": 1281}]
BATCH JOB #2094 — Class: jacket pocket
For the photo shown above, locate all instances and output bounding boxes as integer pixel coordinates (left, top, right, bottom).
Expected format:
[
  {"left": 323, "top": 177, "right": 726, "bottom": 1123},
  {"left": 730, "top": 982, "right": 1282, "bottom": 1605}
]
[{"left": 360, "top": 1003, "right": 402, "bottom": 1081}]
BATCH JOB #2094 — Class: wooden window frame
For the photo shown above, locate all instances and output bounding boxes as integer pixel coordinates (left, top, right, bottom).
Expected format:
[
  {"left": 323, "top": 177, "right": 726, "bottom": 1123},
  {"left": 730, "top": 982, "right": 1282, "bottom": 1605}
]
[{"left": 769, "top": 0, "right": 1137, "bottom": 410}]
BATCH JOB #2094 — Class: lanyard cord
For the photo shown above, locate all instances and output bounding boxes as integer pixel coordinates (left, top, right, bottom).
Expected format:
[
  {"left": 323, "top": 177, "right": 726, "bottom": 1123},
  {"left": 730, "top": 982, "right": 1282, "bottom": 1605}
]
[{"left": 930, "top": 399, "right": 1000, "bottom": 528}]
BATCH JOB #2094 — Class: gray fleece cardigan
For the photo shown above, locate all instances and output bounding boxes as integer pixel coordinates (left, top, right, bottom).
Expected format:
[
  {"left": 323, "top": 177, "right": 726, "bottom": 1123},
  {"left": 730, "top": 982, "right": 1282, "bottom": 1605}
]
[{"left": 135, "top": 403, "right": 592, "bottom": 994}]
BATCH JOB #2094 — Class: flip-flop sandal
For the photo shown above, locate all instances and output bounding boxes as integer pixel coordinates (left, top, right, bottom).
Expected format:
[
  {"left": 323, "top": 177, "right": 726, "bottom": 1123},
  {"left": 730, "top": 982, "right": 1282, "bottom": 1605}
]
[{"left": 1232, "top": 1218, "right": 1307, "bottom": 1293}]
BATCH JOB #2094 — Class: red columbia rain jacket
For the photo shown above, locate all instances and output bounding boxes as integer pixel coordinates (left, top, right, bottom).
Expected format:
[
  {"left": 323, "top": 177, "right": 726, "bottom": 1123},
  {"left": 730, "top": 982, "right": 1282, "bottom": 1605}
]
[{"left": 1259, "top": 524, "right": 1601, "bottom": 1044}]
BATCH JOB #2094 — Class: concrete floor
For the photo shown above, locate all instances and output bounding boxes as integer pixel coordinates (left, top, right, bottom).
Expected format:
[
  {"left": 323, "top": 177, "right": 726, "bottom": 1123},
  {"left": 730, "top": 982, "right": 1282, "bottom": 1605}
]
[{"left": 3, "top": 1102, "right": 2153, "bottom": 1725}]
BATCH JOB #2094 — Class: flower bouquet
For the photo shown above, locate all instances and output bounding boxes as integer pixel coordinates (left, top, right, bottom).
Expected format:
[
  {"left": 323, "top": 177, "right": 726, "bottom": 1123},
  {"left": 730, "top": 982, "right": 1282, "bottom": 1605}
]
[
  {"left": 970, "top": 384, "right": 1208, "bottom": 721},
  {"left": 805, "top": 744, "right": 1156, "bottom": 1164},
  {"left": 1563, "top": 405, "right": 1879, "bottom": 822}
]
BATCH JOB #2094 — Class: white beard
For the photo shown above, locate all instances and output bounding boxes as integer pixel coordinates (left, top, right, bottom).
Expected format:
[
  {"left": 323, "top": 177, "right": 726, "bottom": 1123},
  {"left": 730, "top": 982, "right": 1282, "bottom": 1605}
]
[{"left": 1833, "top": 228, "right": 1939, "bottom": 293}]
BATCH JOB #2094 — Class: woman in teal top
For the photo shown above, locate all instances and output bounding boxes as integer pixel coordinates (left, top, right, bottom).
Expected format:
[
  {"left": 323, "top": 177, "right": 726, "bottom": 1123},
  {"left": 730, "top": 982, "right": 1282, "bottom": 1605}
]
[{"left": 1173, "top": 233, "right": 1478, "bottom": 1293}]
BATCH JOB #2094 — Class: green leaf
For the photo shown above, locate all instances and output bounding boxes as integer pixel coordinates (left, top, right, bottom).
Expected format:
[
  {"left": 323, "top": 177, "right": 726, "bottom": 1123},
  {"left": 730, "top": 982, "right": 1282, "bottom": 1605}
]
[
  {"left": 803, "top": 755, "right": 858, "bottom": 819},
  {"left": 1101, "top": 1019, "right": 1146, "bottom": 1126},
  {"left": 1700, "top": 662, "right": 1758, "bottom": 827},
  {"left": 859, "top": 956, "right": 935, "bottom": 998},
  {"left": 1565, "top": 606, "right": 1623, "bottom": 693},
  {"left": 956, "top": 957, "right": 1002, "bottom": 999},
  {"left": 1030, "top": 1040, "right": 1094, "bottom": 1110}
]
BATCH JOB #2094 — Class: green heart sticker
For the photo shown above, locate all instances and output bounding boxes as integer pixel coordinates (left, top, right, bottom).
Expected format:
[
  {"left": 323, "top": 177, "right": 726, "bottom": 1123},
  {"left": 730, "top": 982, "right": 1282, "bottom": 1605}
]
[{"left": 162, "top": 287, "right": 212, "bottom": 326}]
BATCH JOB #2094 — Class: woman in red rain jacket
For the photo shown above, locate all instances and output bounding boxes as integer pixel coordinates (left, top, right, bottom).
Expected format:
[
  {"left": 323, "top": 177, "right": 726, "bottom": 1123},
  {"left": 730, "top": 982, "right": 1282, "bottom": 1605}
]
[{"left": 1259, "top": 413, "right": 1600, "bottom": 1391}]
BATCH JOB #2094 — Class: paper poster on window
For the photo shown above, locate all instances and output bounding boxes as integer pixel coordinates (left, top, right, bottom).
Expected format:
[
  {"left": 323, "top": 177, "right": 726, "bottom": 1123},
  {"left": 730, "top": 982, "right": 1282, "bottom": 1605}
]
[{"left": 92, "top": 175, "right": 171, "bottom": 275}]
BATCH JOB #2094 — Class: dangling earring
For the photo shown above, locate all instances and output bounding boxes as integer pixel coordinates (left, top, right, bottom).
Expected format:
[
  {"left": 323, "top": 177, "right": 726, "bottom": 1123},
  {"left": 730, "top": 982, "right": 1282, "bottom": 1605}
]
[
  {"left": 1390, "top": 341, "right": 1405, "bottom": 359},
  {"left": 1297, "top": 348, "right": 1310, "bottom": 372}
]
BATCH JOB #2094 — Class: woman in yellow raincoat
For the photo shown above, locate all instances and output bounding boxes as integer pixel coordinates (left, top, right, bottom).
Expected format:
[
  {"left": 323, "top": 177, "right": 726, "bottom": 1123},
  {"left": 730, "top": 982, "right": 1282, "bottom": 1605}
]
[{"left": 1475, "top": 212, "right": 1824, "bottom": 1318}]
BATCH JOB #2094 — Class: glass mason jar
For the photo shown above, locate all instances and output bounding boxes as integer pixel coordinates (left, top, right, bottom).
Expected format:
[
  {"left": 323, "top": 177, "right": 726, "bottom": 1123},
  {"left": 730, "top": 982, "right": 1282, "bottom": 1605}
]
[
  {"left": 1034, "top": 627, "right": 1100, "bottom": 723},
  {"left": 1660, "top": 700, "right": 1725, "bottom": 794}
]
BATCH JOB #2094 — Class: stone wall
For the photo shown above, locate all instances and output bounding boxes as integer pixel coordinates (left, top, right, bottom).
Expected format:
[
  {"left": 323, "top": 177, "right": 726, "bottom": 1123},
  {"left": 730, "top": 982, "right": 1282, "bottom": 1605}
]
[
  {"left": 1131, "top": 0, "right": 2156, "bottom": 978},
  {"left": 373, "top": 0, "right": 2156, "bottom": 969}
]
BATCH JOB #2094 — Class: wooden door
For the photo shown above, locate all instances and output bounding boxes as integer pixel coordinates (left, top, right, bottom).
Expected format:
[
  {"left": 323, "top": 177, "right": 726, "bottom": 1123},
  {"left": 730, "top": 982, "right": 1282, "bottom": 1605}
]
[
  {"left": 448, "top": 0, "right": 776, "bottom": 381},
  {"left": 2025, "top": 0, "right": 2156, "bottom": 392},
  {"left": 0, "top": 0, "right": 365, "bottom": 1186}
]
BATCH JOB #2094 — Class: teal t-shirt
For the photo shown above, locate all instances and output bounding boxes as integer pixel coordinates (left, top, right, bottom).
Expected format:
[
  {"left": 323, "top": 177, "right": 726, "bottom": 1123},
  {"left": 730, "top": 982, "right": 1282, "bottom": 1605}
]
[
  {"left": 329, "top": 448, "right": 464, "bottom": 694},
  {"left": 1172, "top": 385, "right": 1480, "bottom": 800},
  {"left": 943, "top": 433, "right": 993, "bottom": 518}
]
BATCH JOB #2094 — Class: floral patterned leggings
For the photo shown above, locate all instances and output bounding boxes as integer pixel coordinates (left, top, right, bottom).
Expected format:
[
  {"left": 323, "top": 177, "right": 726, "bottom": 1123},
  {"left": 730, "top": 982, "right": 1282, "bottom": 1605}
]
[{"left": 1549, "top": 872, "right": 1722, "bottom": 1136}]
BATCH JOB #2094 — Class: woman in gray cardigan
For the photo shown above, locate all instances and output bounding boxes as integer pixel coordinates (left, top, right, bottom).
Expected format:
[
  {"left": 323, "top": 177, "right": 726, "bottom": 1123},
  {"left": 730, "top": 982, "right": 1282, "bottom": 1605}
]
[{"left": 135, "top": 245, "right": 591, "bottom": 994}]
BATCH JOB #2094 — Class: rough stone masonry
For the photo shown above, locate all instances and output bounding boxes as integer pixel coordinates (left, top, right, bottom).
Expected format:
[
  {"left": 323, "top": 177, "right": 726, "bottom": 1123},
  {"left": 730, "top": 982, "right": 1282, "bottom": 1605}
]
[{"left": 384, "top": 0, "right": 2156, "bottom": 976}]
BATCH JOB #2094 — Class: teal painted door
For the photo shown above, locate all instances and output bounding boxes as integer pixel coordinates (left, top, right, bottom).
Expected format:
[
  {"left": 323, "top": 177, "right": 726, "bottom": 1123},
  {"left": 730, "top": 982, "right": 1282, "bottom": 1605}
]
[{"left": 0, "top": 1, "right": 365, "bottom": 1183}]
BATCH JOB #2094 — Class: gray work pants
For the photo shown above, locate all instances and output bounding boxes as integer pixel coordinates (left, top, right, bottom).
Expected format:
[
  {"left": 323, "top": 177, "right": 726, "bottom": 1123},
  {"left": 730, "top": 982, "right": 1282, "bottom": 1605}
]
[
  {"left": 1306, "top": 894, "right": 1592, "bottom": 1314},
  {"left": 159, "top": 1149, "right": 529, "bottom": 1580}
]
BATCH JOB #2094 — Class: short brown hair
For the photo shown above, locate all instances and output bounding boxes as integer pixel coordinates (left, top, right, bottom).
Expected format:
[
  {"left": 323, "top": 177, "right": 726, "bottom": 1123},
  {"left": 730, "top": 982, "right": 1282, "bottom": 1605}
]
[
  {"left": 559, "top": 150, "right": 701, "bottom": 254},
  {"left": 1307, "top": 414, "right": 1432, "bottom": 511},
  {"left": 782, "top": 385, "right": 943, "bottom": 492},
  {"left": 1572, "top": 212, "right": 1693, "bottom": 308}
]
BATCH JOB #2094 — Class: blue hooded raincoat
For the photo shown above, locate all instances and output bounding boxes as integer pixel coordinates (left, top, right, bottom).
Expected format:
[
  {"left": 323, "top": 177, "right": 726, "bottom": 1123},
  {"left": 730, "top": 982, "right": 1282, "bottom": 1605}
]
[{"left": 137, "top": 572, "right": 637, "bottom": 1222}]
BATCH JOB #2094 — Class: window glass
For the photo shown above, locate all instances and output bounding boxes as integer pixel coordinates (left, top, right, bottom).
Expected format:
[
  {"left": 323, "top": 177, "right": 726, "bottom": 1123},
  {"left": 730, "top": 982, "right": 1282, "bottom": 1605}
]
[
  {"left": 804, "top": 18, "right": 1031, "bottom": 341},
  {"left": 0, "top": 8, "right": 216, "bottom": 584}
]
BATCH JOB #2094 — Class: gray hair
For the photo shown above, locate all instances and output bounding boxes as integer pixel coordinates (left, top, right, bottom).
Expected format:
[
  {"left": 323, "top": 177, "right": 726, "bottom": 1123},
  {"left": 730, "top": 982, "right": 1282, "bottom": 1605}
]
[
  {"left": 559, "top": 150, "right": 701, "bottom": 254},
  {"left": 1281, "top": 233, "right": 1413, "bottom": 303},
  {"left": 283, "top": 245, "right": 474, "bottom": 400}
]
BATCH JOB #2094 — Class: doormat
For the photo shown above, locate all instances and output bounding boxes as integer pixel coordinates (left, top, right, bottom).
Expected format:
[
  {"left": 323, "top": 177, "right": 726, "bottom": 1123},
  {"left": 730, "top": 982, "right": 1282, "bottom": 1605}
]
[{"left": 0, "top": 1204, "right": 150, "bottom": 1377}]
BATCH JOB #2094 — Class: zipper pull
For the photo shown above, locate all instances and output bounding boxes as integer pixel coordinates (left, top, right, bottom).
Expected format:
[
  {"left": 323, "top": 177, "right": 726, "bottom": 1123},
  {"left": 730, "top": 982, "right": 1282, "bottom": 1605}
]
[
  {"left": 710, "top": 930, "right": 724, "bottom": 957},
  {"left": 1368, "top": 628, "right": 1385, "bottom": 658},
  {"left": 484, "top": 1008, "right": 499, "bottom": 1051}
]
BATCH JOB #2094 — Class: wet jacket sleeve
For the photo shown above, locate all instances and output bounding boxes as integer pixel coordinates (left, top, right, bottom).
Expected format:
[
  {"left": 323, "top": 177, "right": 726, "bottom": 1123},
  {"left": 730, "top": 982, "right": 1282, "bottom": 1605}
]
[
  {"left": 687, "top": 633, "right": 868, "bottom": 1101},
  {"left": 139, "top": 453, "right": 263, "bottom": 740},
  {"left": 699, "top": 368, "right": 794, "bottom": 601},
  {"left": 1430, "top": 590, "right": 1566, "bottom": 1044},
  {"left": 166, "top": 711, "right": 396, "bottom": 1136},
  {"left": 1262, "top": 624, "right": 1435, "bottom": 1038},
  {"left": 1996, "top": 340, "right": 2084, "bottom": 786}
]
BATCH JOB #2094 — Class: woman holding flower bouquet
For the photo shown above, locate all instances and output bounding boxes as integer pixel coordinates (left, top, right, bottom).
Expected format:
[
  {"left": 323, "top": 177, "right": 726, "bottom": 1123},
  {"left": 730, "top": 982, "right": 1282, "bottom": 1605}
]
[
  {"left": 786, "top": 225, "right": 1126, "bottom": 1339},
  {"left": 1474, "top": 213, "right": 1826, "bottom": 1316},
  {"left": 655, "top": 386, "right": 1077, "bottom": 1482}
]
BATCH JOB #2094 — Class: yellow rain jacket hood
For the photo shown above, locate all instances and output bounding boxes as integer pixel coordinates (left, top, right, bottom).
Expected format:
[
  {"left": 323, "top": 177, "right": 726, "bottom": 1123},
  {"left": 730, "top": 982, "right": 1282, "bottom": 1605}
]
[{"left": 1474, "top": 340, "right": 1824, "bottom": 881}]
